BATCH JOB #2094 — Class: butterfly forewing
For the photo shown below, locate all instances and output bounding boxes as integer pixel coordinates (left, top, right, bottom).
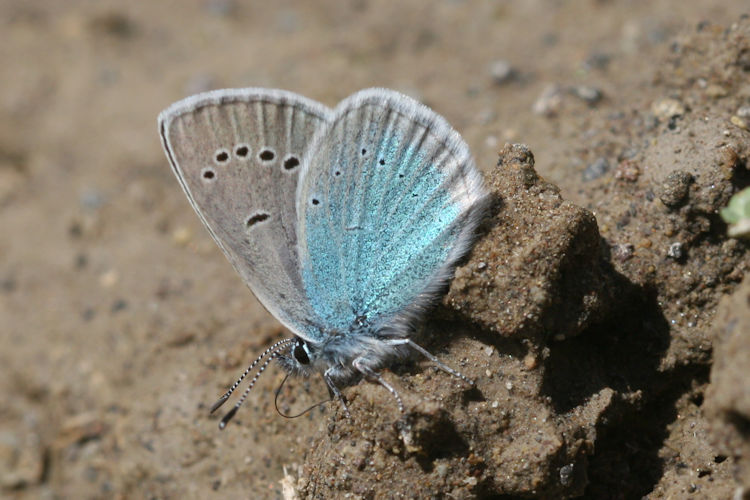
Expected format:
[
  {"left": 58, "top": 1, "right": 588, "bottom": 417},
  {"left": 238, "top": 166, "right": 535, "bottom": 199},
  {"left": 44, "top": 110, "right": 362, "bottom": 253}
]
[
  {"left": 159, "top": 89, "right": 332, "bottom": 340},
  {"left": 297, "top": 89, "right": 487, "bottom": 334}
]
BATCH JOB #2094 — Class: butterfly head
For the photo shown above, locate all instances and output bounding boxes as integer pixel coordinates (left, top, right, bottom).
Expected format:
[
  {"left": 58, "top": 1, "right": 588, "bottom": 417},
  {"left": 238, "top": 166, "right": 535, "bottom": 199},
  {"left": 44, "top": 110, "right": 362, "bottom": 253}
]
[{"left": 274, "top": 336, "right": 319, "bottom": 377}]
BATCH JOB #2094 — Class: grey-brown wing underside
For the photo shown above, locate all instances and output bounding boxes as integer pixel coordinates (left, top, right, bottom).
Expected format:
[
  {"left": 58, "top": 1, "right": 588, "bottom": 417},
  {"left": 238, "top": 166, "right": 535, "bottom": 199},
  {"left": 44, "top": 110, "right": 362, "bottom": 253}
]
[{"left": 158, "top": 88, "right": 332, "bottom": 339}]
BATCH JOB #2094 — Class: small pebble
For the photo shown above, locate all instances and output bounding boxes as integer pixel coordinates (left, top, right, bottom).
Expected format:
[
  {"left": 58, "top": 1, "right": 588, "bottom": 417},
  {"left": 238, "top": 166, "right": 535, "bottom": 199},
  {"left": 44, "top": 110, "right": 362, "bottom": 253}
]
[
  {"left": 657, "top": 170, "right": 693, "bottom": 208},
  {"left": 612, "top": 243, "right": 634, "bottom": 262},
  {"left": 488, "top": 60, "right": 516, "bottom": 84},
  {"left": 172, "top": 226, "right": 192, "bottom": 246},
  {"left": 505, "top": 381, "right": 513, "bottom": 391},
  {"left": 651, "top": 98, "right": 685, "bottom": 119},
  {"left": 582, "top": 51, "right": 611, "bottom": 71},
  {"left": 435, "top": 463, "right": 449, "bottom": 479},
  {"left": 614, "top": 160, "right": 640, "bottom": 182},
  {"left": 463, "top": 476, "right": 478, "bottom": 486},
  {"left": 730, "top": 115, "right": 749, "bottom": 131},
  {"left": 736, "top": 106, "right": 750, "bottom": 119},
  {"left": 559, "top": 464, "right": 575, "bottom": 486},
  {"left": 705, "top": 84, "right": 728, "bottom": 98},
  {"left": 533, "top": 84, "right": 563, "bottom": 117},
  {"left": 571, "top": 85, "right": 603, "bottom": 104},
  {"left": 523, "top": 353, "right": 538, "bottom": 370},
  {"left": 582, "top": 157, "right": 610, "bottom": 181},
  {"left": 99, "top": 269, "right": 119, "bottom": 288},
  {"left": 80, "top": 189, "right": 106, "bottom": 210},
  {"left": 667, "top": 242, "right": 684, "bottom": 259}
]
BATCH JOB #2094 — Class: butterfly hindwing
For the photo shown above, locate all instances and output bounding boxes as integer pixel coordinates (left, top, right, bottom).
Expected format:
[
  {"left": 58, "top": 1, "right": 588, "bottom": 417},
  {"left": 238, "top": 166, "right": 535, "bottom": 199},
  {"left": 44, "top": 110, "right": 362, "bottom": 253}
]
[
  {"left": 159, "top": 88, "right": 333, "bottom": 340},
  {"left": 296, "top": 89, "right": 487, "bottom": 335}
]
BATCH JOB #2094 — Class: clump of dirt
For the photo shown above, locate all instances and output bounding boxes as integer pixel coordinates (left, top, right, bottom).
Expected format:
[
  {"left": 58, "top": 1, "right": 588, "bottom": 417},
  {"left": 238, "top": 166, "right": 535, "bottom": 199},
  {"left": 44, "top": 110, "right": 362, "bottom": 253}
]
[{"left": 446, "top": 144, "right": 615, "bottom": 342}]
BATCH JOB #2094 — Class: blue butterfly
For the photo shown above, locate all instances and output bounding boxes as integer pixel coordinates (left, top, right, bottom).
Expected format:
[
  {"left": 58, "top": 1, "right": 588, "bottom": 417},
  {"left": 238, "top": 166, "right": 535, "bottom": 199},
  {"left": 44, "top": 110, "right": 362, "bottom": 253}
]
[{"left": 158, "top": 88, "right": 488, "bottom": 428}]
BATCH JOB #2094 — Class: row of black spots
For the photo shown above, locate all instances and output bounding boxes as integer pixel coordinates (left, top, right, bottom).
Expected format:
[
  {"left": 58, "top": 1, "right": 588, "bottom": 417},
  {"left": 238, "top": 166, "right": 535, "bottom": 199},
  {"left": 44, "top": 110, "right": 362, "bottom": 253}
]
[
  {"left": 211, "top": 145, "right": 300, "bottom": 169},
  {"left": 202, "top": 147, "right": 300, "bottom": 183}
]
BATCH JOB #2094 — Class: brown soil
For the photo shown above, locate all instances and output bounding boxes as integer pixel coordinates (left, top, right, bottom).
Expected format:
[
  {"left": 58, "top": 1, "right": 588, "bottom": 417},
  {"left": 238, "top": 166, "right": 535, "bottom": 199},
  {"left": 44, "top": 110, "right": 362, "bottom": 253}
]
[{"left": 2, "top": 1, "right": 749, "bottom": 499}]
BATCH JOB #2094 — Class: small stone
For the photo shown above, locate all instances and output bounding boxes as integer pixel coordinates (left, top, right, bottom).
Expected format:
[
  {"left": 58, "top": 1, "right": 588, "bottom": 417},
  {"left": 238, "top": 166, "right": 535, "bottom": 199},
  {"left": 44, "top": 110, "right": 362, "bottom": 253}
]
[
  {"left": 488, "top": 60, "right": 516, "bottom": 85},
  {"left": 435, "top": 463, "right": 449, "bottom": 479},
  {"left": 110, "top": 299, "right": 128, "bottom": 313},
  {"left": 533, "top": 84, "right": 563, "bottom": 117},
  {"left": 463, "top": 476, "right": 478, "bottom": 486},
  {"left": 505, "top": 381, "right": 514, "bottom": 391},
  {"left": 612, "top": 243, "right": 634, "bottom": 262},
  {"left": 55, "top": 412, "right": 106, "bottom": 448},
  {"left": 582, "top": 52, "right": 611, "bottom": 71},
  {"left": 582, "top": 157, "right": 610, "bottom": 181},
  {"left": 172, "top": 226, "right": 192, "bottom": 246},
  {"left": 571, "top": 85, "right": 603, "bottom": 104},
  {"left": 614, "top": 160, "right": 640, "bottom": 182},
  {"left": 667, "top": 242, "right": 684, "bottom": 259},
  {"left": 80, "top": 189, "right": 106, "bottom": 210},
  {"left": 657, "top": 170, "right": 693, "bottom": 208},
  {"left": 559, "top": 464, "right": 575, "bottom": 486},
  {"left": 651, "top": 98, "right": 685, "bottom": 119},
  {"left": 523, "top": 353, "right": 538, "bottom": 370},
  {"left": 736, "top": 106, "right": 750, "bottom": 119},
  {"left": 730, "top": 115, "right": 749, "bottom": 131},
  {"left": 705, "top": 84, "right": 728, "bottom": 98},
  {"left": 99, "top": 269, "right": 119, "bottom": 288}
]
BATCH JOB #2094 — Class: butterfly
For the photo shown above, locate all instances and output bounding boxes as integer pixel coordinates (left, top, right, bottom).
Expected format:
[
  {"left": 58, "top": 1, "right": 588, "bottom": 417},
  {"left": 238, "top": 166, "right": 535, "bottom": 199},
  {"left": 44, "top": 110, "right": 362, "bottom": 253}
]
[{"left": 158, "top": 88, "right": 488, "bottom": 428}]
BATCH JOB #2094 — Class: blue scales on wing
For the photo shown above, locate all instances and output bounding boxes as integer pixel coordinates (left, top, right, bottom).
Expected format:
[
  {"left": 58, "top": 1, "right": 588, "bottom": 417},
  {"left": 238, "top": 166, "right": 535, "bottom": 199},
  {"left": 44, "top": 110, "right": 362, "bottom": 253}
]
[{"left": 296, "top": 89, "right": 486, "bottom": 337}]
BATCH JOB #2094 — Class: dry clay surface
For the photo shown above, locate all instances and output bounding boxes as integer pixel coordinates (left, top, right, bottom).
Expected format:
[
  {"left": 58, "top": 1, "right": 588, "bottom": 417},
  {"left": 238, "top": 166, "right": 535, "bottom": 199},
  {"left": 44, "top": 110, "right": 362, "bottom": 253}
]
[{"left": 1, "top": 2, "right": 750, "bottom": 499}]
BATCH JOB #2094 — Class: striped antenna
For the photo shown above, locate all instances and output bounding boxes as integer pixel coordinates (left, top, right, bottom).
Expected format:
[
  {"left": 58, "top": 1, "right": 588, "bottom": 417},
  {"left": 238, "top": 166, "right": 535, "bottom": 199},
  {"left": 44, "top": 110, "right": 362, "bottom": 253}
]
[
  {"left": 218, "top": 345, "right": 289, "bottom": 429},
  {"left": 209, "top": 338, "right": 294, "bottom": 419}
]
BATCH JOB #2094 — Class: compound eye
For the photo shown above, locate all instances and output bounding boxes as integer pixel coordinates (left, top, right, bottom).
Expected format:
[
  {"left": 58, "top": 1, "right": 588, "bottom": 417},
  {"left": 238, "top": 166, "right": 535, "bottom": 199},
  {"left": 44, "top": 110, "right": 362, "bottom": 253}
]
[{"left": 293, "top": 340, "right": 310, "bottom": 365}]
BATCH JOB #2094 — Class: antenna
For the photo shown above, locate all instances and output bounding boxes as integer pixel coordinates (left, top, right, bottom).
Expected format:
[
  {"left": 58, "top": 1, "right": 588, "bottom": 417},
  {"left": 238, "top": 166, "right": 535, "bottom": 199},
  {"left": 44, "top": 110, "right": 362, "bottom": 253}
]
[{"left": 209, "top": 338, "right": 294, "bottom": 428}]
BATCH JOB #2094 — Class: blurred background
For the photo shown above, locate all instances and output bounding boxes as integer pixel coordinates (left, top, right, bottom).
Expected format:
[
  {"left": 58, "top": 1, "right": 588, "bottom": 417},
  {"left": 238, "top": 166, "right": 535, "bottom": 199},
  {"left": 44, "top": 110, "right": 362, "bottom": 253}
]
[{"left": 1, "top": 1, "right": 747, "bottom": 498}]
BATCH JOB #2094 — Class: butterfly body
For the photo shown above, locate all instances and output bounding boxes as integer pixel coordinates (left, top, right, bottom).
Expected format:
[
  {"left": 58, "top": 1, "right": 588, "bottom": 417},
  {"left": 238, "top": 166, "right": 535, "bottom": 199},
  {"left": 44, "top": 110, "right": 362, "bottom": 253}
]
[{"left": 159, "top": 88, "right": 487, "bottom": 424}]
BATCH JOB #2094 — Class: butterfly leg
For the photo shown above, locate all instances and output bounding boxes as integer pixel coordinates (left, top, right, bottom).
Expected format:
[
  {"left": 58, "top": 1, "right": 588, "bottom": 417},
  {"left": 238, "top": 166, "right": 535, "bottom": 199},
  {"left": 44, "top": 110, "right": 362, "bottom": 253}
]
[
  {"left": 352, "top": 358, "right": 405, "bottom": 413},
  {"left": 385, "top": 338, "right": 474, "bottom": 385},
  {"left": 323, "top": 368, "right": 351, "bottom": 418}
]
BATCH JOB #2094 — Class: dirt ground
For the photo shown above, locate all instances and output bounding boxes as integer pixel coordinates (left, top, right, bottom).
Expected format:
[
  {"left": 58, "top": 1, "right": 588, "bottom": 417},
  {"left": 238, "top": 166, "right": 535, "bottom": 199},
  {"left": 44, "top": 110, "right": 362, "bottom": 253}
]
[{"left": 2, "top": 1, "right": 750, "bottom": 499}]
